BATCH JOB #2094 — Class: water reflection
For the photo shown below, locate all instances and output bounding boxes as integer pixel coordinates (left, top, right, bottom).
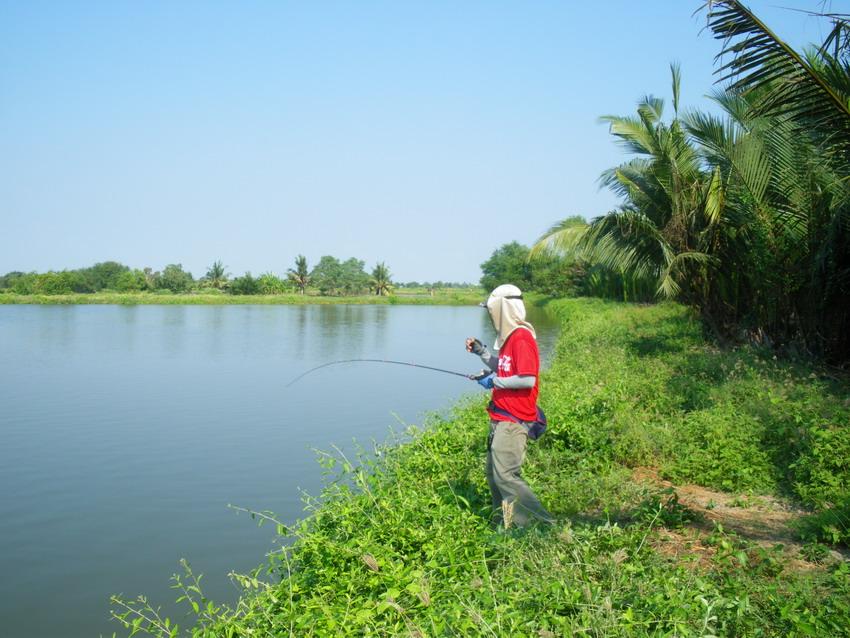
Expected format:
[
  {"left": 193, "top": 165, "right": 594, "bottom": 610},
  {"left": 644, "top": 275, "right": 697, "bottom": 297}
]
[{"left": 161, "top": 305, "right": 187, "bottom": 358}]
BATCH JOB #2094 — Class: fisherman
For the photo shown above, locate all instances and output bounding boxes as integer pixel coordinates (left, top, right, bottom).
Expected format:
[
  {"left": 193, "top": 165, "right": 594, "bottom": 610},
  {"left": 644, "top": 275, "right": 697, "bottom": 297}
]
[{"left": 467, "top": 284, "right": 552, "bottom": 528}]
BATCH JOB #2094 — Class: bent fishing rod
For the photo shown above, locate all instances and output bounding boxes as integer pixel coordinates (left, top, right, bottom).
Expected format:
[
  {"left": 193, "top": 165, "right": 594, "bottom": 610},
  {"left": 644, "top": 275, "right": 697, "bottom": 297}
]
[{"left": 286, "top": 359, "right": 480, "bottom": 387}]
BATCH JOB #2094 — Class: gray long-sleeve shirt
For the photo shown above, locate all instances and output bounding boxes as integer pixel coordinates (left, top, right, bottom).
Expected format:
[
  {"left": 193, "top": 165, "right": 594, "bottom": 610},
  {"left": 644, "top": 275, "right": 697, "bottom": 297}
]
[{"left": 477, "top": 347, "right": 536, "bottom": 389}]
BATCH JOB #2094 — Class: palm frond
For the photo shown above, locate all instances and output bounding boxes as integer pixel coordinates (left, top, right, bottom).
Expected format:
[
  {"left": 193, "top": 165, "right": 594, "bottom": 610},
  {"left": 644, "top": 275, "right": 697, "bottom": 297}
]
[
  {"left": 704, "top": 0, "right": 850, "bottom": 132},
  {"left": 657, "top": 251, "right": 720, "bottom": 299},
  {"left": 598, "top": 115, "right": 659, "bottom": 156},
  {"left": 529, "top": 218, "right": 591, "bottom": 260},
  {"left": 704, "top": 166, "right": 725, "bottom": 227}
]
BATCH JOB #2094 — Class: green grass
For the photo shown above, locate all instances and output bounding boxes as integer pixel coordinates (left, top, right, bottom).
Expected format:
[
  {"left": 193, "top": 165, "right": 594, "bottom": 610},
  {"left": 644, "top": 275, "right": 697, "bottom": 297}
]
[{"left": 111, "top": 298, "right": 850, "bottom": 637}]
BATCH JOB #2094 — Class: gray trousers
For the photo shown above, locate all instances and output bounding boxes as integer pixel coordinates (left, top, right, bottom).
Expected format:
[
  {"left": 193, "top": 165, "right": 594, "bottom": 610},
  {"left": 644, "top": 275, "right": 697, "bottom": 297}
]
[{"left": 486, "top": 420, "right": 551, "bottom": 527}]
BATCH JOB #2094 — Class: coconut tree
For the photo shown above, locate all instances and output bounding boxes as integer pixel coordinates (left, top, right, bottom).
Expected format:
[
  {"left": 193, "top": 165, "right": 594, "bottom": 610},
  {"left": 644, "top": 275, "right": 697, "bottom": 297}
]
[
  {"left": 287, "top": 255, "right": 310, "bottom": 294},
  {"left": 703, "top": 1, "right": 850, "bottom": 146},
  {"left": 701, "top": 0, "right": 850, "bottom": 359},
  {"left": 204, "top": 261, "right": 230, "bottom": 290},
  {"left": 536, "top": 5, "right": 850, "bottom": 359},
  {"left": 533, "top": 65, "right": 746, "bottom": 340},
  {"left": 370, "top": 262, "right": 393, "bottom": 296}
]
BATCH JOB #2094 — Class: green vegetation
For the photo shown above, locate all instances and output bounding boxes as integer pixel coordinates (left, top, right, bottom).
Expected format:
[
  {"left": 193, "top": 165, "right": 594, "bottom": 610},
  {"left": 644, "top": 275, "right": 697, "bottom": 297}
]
[
  {"left": 0, "top": 257, "right": 477, "bottom": 303},
  {"left": 478, "top": 233, "right": 596, "bottom": 299},
  {"left": 110, "top": 299, "right": 850, "bottom": 637},
  {"left": 0, "top": 289, "right": 485, "bottom": 306},
  {"left": 370, "top": 262, "right": 393, "bottom": 296},
  {"left": 287, "top": 255, "right": 310, "bottom": 295},
  {"left": 479, "top": 238, "right": 657, "bottom": 302},
  {"left": 532, "top": 2, "right": 850, "bottom": 365},
  {"left": 202, "top": 261, "right": 230, "bottom": 290}
]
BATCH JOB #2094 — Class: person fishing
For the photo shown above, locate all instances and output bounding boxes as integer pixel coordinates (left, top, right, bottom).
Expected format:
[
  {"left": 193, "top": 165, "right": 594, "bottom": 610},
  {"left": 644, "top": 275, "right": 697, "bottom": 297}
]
[{"left": 467, "top": 284, "right": 552, "bottom": 528}]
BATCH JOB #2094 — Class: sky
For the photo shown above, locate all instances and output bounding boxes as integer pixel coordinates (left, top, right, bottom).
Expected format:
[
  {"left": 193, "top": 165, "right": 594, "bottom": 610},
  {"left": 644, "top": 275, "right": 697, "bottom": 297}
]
[{"left": 0, "top": 1, "right": 837, "bottom": 284}]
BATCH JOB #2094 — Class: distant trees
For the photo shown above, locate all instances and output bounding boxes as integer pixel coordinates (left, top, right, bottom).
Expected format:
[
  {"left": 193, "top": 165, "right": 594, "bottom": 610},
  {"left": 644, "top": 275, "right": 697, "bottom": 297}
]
[
  {"left": 0, "top": 255, "right": 405, "bottom": 298},
  {"left": 309, "top": 256, "right": 341, "bottom": 296},
  {"left": 340, "top": 258, "right": 370, "bottom": 295},
  {"left": 0, "top": 272, "right": 24, "bottom": 290},
  {"left": 480, "top": 233, "right": 589, "bottom": 297},
  {"left": 157, "top": 264, "right": 194, "bottom": 293},
  {"left": 115, "top": 269, "right": 148, "bottom": 292},
  {"left": 480, "top": 242, "right": 532, "bottom": 292},
  {"left": 370, "top": 262, "right": 393, "bottom": 296},
  {"left": 202, "top": 261, "right": 230, "bottom": 290},
  {"left": 310, "top": 256, "right": 372, "bottom": 296},
  {"left": 3, "top": 265, "right": 124, "bottom": 295},
  {"left": 80, "top": 261, "right": 129, "bottom": 291},
  {"left": 11, "top": 271, "right": 81, "bottom": 294},
  {"left": 287, "top": 255, "right": 310, "bottom": 294},
  {"left": 230, "top": 272, "right": 260, "bottom": 295},
  {"left": 257, "top": 272, "right": 287, "bottom": 294}
]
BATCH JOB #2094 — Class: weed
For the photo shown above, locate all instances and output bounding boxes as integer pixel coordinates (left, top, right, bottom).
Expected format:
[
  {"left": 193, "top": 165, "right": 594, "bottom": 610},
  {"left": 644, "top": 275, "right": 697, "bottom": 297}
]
[{"left": 633, "top": 487, "right": 701, "bottom": 529}]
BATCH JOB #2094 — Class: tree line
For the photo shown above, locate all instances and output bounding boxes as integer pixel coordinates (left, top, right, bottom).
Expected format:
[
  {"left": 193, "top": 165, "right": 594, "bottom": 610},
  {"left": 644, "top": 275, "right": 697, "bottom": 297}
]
[
  {"left": 0, "top": 257, "right": 468, "bottom": 297},
  {"left": 478, "top": 225, "right": 658, "bottom": 303}
]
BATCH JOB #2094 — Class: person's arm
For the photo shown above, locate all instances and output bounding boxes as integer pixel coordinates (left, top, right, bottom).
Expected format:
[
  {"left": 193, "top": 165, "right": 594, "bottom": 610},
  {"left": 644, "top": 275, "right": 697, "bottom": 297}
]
[
  {"left": 492, "top": 374, "right": 535, "bottom": 390},
  {"left": 466, "top": 338, "right": 498, "bottom": 372}
]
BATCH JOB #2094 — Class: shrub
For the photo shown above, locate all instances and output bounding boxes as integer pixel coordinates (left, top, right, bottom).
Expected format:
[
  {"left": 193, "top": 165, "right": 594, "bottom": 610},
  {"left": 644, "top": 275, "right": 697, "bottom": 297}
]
[{"left": 661, "top": 407, "right": 779, "bottom": 492}]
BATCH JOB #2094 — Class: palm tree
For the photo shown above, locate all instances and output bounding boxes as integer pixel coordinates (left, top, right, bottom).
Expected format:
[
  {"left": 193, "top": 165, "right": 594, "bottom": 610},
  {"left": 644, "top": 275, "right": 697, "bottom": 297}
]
[
  {"left": 533, "top": 65, "right": 743, "bottom": 339},
  {"left": 703, "top": 1, "right": 850, "bottom": 148},
  {"left": 204, "top": 261, "right": 230, "bottom": 290},
  {"left": 701, "top": 0, "right": 850, "bottom": 359},
  {"left": 287, "top": 255, "right": 310, "bottom": 294},
  {"left": 535, "top": 6, "right": 850, "bottom": 360},
  {"left": 370, "top": 262, "right": 393, "bottom": 296}
]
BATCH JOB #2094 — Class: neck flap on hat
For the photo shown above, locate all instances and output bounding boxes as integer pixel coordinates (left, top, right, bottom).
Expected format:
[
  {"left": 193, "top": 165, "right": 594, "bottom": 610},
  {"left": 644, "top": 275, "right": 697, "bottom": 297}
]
[{"left": 486, "top": 284, "right": 536, "bottom": 350}]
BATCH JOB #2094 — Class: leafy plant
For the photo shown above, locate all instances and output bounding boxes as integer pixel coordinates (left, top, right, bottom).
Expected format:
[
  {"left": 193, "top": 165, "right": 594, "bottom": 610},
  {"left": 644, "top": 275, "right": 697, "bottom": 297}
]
[
  {"left": 633, "top": 487, "right": 700, "bottom": 528},
  {"left": 796, "top": 498, "right": 850, "bottom": 548}
]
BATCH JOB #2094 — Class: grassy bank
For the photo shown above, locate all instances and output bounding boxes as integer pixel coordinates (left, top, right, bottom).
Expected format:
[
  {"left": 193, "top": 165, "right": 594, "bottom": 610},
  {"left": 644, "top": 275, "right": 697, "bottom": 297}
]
[
  {"left": 0, "top": 289, "right": 485, "bottom": 306},
  {"left": 112, "top": 299, "right": 850, "bottom": 637}
]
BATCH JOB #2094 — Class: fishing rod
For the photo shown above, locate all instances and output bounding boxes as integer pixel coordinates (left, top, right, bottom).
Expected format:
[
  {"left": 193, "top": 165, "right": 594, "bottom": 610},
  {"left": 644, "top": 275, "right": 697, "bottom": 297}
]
[{"left": 285, "top": 359, "right": 477, "bottom": 387}]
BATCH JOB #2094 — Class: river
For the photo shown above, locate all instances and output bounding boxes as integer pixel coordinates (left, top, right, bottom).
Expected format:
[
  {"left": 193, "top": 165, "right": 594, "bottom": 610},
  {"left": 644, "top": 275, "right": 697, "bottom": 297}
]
[{"left": 0, "top": 303, "right": 558, "bottom": 638}]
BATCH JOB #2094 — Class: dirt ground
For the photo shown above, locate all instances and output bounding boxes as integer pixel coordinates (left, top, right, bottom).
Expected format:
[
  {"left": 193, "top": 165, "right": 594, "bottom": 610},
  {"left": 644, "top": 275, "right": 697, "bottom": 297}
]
[{"left": 631, "top": 468, "right": 849, "bottom": 570}]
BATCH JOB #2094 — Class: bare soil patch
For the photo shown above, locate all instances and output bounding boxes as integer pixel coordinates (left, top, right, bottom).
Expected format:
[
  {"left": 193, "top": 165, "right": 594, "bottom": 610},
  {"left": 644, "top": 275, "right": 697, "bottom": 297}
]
[{"left": 631, "top": 468, "right": 848, "bottom": 570}]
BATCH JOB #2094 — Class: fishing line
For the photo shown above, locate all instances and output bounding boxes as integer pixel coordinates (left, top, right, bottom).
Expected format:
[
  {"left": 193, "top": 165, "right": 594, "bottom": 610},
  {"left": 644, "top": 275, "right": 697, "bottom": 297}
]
[{"left": 285, "top": 359, "right": 475, "bottom": 387}]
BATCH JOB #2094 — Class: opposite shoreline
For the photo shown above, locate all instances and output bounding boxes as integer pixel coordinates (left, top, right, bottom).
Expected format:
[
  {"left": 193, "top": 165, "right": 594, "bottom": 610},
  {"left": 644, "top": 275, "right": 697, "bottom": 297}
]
[{"left": 0, "top": 291, "right": 486, "bottom": 306}]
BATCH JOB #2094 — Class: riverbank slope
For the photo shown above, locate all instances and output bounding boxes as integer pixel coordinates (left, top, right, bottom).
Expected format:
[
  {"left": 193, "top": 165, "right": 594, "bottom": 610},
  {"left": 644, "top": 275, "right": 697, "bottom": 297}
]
[{"left": 113, "top": 298, "right": 850, "bottom": 636}]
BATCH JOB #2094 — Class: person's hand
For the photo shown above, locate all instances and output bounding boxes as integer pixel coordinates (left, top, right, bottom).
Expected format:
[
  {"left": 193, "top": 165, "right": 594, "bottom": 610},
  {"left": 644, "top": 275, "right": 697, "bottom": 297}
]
[
  {"left": 466, "top": 338, "right": 486, "bottom": 355},
  {"left": 476, "top": 373, "right": 494, "bottom": 390}
]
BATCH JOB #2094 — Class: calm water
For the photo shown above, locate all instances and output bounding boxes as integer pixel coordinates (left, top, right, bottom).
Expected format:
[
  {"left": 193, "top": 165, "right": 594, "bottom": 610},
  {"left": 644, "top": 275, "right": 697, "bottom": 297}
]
[{"left": 0, "top": 303, "right": 558, "bottom": 638}]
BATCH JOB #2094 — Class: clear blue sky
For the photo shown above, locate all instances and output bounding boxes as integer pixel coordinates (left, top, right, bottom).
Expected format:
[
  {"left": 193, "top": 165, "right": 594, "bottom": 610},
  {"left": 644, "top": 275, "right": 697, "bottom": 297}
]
[{"left": 0, "top": 1, "right": 833, "bottom": 284}]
